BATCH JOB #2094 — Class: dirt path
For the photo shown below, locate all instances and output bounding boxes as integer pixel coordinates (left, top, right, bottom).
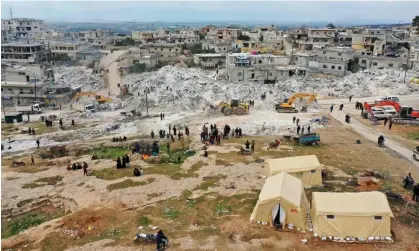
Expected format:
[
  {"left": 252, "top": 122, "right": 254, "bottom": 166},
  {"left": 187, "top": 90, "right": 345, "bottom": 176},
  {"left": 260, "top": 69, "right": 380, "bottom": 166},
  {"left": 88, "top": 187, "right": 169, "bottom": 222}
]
[
  {"left": 98, "top": 50, "right": 127, "bottom": 96},
  {"left": 328, "top": 109, "right": 419, "bottom": 168}
]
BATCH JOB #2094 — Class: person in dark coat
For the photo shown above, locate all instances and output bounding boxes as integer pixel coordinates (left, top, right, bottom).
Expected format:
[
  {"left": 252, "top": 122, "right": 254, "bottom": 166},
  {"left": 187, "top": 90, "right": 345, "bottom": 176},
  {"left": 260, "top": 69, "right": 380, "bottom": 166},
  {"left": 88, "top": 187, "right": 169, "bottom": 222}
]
[
  {"left": 29, "top": 127, "right": 32, "bottom": 135},
  {"left": 125, "top": 155, "right": 130, "bottom": 167},
  {"left": 71, "top": 119, "right": 75, "bottom": 126},
  {"left": 389, "top": 119, "right": 393, "bottom": 130},
  {"left": 238, "top": 128, "right": 242, "bottom": 138},
  {"left": 36, "top": 139, "right": 40, "bottom": 148},
  {"left": 384, "top": 117, "right": 388, "bottom": 126},
  {"left": 156, "top": 230, "right": 167, "bottom": 249},
  {"left": 293, "top": 116, "right": 296, "bottom": 124},
  {"left": 116, "top": 157, "right": 122, "bottom": 169},
  {"left": 59, "top": 119, "right": 63, "bottom": 128},
  {"left": 151, "top": 130, "right": 155, "bottom": 139},
  {"left": 308, "top": 125, "right": 311, "bottom": 134},
  {"left": 245, "top": 140, "right": 250, "bottom": 150},
  {"left": 122, "top": 156, "right": 126, "bottom": 168},
  {"left": 330, "top": 105, "right": 334, "bottom": 113},
  {"left": 297, "top": 125, "right": 301, "bottom": 135},
  {"left": 413, "top": 184, "right": 419, "bottom": 202},
  {"left": 133, "top": 167, "right": 141, "bottom": 177},
  {"left": 251, "top": 140, "right": 255, "bottom": 152},
  {"left": 123, "top": 136, "right": 127, "bottom": 141},
  {"left": 296, "top": 118, "right": 300, "bottom": 126},
  {"left": 173, "top": 126, "right": 177, "bottom": 135}
]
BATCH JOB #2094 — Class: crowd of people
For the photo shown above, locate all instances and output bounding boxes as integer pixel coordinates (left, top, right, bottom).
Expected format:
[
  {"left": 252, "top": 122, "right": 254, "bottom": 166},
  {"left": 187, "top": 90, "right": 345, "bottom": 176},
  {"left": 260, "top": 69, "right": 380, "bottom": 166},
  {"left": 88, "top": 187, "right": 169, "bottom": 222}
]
[
  {"left": 116, "top": 155, "right": 131, "bottom": 169},
  {"left": 66, "top": 161, "right": 89, "bottom": 176},
  {"left": 112, "top": 136, "right": 127, "bottom": 142}
]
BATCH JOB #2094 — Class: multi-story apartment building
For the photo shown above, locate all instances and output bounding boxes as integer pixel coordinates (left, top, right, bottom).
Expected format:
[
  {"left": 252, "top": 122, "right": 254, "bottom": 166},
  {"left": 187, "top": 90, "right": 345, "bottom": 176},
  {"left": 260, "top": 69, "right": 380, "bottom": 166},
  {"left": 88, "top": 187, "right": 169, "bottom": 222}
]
[
  {"left": 226, "top": 53, "right": 289, "bottom": 84},
  {"left": 1, "top": 18, "right": 45, "bottom": 40},
  {"left": 1, "top": 42, "right": 47, "bottom": 64}
]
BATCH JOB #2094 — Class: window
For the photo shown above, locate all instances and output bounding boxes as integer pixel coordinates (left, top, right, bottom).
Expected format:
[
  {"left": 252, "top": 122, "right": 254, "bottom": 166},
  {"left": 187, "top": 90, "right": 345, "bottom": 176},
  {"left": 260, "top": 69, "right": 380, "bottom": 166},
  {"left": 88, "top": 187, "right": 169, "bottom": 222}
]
[
  {"left": 270, "top": 72, "right": 273, "bottom": 76},
  {"left": 18, "top": 72, "right": 25, "bottom": 75},
  {"left": 326, "top": 215, "right": 335, "bottom": 219},
  {"left": 310, "top": 170, "right": 316, "bottom": 173},
  {"left": 323, "top": 65, "right": 327, "bottom": 69},
  {"left": 1, "top": 88, "right": 3, "bottom": 91},
  {"left": 374, "top": 216, "right": 382, "bottom": 220},
  {"left": 323, "top": 51, "right": 326, "bottom": 54},
  {"left": 388, "top": 63, "right": 393, "bottom": 67},
  {"left": 331, "top": 65, "right": 335, "bottom": 69},
  {"left": 373, "top": 62, "right": 377, "bottom": 66},
  {"left": 169, "top": 49, "right": 171, "bottom": 52},
  {"left": 259, "top": 60, "right": 262, "bottom": 64},
  {"left": 237, "top": 72, "right": 242, "bottom": 76},
  {"left": 338, "top": 52, "right": 342, "bottom": 56},
  {"left": 8, "top": 88, "right": 12, "bottom": 92},
  {"left": 161, "top": 48, "right": 163, "bottom": 51},
  {"left": 361, "top": 60, "right": 366, "bottom": 64},
  {"left": 338, "top": 66, "right": 342, "bottom": 70}
]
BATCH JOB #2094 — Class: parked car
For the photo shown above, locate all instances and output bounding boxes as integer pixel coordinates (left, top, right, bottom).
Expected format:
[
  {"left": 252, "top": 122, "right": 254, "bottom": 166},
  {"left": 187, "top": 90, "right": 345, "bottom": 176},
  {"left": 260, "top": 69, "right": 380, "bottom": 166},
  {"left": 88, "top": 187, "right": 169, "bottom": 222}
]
[
  {"left": 368, "top": 110, "right": 388, "bottom": 120},
  {"left": 375, "top": 96, "right": 400, "bottom": 103},
  {"left": 380, "top": 106, "right": 398, "bottom": 116}
]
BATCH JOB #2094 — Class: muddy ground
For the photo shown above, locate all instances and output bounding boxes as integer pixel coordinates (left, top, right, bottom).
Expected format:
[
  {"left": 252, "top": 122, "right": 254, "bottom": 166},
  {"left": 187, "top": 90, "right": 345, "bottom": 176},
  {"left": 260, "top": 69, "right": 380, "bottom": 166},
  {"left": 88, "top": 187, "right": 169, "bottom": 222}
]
[{"left": 2, "top": 107, "right": 419, "bottom": 251}]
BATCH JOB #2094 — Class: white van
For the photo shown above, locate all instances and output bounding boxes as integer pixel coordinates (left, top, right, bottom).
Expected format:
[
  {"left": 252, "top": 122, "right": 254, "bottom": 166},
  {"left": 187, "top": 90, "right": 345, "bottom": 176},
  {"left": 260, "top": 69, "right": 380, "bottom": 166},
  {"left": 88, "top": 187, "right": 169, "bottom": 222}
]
[{"left": 375, "top": 96, "right": 400, "bottom": 103}]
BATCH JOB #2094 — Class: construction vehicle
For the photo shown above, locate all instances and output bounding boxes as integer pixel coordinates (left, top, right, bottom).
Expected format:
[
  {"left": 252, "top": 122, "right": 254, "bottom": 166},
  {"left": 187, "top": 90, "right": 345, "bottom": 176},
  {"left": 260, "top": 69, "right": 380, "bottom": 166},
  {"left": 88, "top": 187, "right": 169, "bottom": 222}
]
[
  {"left": 275, "top": 93, "right": 317, "bottom": 113},
  {"left": 72, "top": 92, "right": 112, "bottom": 104},
  {"left": 73, "top": 103, "right": 96, "bottom": 113},
  {"left": 364, "top": 100, "right": 419, "bottom": 125},
  {"left": 217, "top": 99, "right": 249, "bottom": 116}
]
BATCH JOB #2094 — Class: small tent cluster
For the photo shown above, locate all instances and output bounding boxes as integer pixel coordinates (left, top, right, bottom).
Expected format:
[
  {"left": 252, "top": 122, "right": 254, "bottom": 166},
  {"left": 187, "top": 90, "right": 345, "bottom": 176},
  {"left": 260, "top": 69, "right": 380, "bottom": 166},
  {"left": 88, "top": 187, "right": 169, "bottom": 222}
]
[{"left": 251, "top": 155, "right": 394, "bottom": 242}]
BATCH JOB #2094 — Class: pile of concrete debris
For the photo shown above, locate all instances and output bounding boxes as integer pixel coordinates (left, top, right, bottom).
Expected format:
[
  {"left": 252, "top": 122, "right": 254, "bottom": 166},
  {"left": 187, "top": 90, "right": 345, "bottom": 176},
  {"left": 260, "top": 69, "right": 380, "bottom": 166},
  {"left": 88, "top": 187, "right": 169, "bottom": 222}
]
[{"left": 54, "top": 66, "right": 105, "bottom": 91}]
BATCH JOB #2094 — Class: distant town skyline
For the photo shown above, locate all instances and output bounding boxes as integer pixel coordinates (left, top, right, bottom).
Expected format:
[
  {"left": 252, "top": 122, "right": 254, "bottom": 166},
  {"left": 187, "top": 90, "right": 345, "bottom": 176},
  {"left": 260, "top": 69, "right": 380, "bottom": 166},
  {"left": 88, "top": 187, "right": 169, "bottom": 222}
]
[{"left": 1, "top": 1, "right": 418, "bottom": 25}]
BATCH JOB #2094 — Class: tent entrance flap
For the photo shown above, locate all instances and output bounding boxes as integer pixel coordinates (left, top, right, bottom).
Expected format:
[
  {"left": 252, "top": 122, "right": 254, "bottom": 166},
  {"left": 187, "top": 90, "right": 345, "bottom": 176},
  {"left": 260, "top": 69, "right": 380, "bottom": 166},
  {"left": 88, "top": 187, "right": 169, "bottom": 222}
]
[{"left": 272, "top": 203, "right": 286, "bottom": 225}]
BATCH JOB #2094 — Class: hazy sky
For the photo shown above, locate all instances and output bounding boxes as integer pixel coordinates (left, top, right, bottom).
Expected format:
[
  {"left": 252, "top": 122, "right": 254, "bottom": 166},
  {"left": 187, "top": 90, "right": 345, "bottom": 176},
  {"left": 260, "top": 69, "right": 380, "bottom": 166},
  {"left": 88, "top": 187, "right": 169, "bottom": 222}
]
[{"left": 1, "top": 1, "right": 418, "bottom": 24}]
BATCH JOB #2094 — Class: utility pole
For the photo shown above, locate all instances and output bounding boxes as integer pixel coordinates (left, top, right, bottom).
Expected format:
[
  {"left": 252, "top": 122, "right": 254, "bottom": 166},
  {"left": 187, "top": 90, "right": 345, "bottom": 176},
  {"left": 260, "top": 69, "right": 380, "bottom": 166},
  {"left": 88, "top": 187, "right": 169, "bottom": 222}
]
[{"left": 34, "top": 77, "right": 37, "bottom": 102}]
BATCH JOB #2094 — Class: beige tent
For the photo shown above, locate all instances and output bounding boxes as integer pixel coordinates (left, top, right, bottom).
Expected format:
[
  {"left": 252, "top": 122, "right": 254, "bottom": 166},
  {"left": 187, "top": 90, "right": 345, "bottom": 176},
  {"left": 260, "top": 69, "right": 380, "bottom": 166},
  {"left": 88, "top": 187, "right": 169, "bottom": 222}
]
[
  {"left": 311, "top": 192, "right": 394, "bottom": 238},
  {"left": 250, "top": 172, "right": 309, "bottom": 230},
  {"left": 264, "top": 155, "right": 322, "bottom": 186}
]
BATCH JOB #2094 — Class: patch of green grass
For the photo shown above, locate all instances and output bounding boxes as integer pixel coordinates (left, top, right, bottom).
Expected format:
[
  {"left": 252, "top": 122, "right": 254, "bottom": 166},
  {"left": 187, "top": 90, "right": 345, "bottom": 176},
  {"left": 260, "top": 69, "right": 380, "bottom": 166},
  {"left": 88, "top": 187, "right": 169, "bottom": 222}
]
[
  {"left": 1, "top": 207, "right": 66, "bottom": 239},
  {"left": 158, "top": 148, "right": 196, "bottom": 164},
  {"left": 22, "top": 183, "right": 47, "bottom": 189},
  {"left": 35, "top": 176, "right": 63, "bottom": 183},
  {"left": 163, "top": 207, "right": 180, "bottom": 219},
  {"left": 22, "top": 176, "right": 63, "bottom": 189},
  {"left": 193, "top": 174, "right": 227, "bottom": 191},
  {"left": 170, "top": 161, "right": 205, "bottom": 180},
  {"left": 181, "top": 189, "right": 193, "bottom": 198},
  {"left": 138, "top": 216, "right": 152, "bottom": 226},
  {"left": 145, "top": 163, "right": 182, "bottom": 176},
  {"left": 106, "top": 178, "right": 155, "bottom": 191},
  {"left": 408, "top": 131, "right": 419, "bottom": 141},
  {"left": 90, "top": 147, "right": 129, "bottom": 160},
  {"left": 92, "top": 167, "right": 134, "bottom": 180}
]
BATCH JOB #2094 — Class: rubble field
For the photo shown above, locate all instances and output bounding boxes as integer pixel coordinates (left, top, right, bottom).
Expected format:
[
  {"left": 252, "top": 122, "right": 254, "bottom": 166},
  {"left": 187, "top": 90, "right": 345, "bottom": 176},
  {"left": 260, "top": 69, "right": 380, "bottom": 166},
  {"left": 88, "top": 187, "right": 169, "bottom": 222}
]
[{"left": 2, "top": 66, "right": 419, "bottom": 251}]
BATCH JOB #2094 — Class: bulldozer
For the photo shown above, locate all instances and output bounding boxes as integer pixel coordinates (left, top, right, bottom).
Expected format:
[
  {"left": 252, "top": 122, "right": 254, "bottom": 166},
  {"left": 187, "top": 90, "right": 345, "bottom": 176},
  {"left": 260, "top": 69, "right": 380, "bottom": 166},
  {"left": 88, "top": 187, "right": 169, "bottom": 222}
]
[
  {"left": 72, "top": 92, "right": 112, "bottom": 104},
  {"left": 275, "top": 93, "right": 317, "bottom": 113},
  {"left": 217, "top": 99, "right": 249, "bottom": 116}
]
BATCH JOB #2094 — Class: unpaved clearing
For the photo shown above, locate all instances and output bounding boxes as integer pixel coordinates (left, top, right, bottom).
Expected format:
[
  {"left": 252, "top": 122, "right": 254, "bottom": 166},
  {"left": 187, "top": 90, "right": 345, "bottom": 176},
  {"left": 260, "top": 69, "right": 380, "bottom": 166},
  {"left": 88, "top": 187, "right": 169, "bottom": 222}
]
[{"left": 2, "top": 66, "right": 419, "bottom": 251}]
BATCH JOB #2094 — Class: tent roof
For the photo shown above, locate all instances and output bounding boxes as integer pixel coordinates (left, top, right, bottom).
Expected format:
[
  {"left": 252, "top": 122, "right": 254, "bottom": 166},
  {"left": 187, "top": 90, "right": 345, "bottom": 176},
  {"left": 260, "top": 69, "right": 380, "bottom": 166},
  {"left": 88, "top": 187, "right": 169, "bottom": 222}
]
[
  {"left": 258, "top": 172, "right": 303, "bottom": 207},
  {"left": 312, "top": 192, "right": 394, "bottom": 217},
  {"left": 265, "top": 155, "right": 321, "bottom": 173}
]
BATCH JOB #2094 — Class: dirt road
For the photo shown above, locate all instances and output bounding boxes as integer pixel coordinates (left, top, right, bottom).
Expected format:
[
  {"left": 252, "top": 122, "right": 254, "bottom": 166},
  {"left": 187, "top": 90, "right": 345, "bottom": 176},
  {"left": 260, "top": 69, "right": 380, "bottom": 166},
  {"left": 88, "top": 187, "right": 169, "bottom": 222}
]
[
  {"left": 319, "top": 96, "right": 419, "bottom": 168},
  {"left": 98, "top": 50, "right": 127, "bottom": 96}
]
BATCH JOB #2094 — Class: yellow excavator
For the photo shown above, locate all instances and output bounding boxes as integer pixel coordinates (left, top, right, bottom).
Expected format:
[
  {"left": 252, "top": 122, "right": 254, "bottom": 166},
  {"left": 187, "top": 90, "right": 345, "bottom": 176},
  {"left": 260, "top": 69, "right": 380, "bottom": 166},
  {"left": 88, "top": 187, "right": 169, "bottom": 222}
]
[
  {"left": 275, "top": 93, "right": 317, "bottom": 113},
  {"left": 217, "top": 99, "right": 249, "bottom": 116},
  {"left": 72, "top": 92, "right": 112, "bottom": 104}
]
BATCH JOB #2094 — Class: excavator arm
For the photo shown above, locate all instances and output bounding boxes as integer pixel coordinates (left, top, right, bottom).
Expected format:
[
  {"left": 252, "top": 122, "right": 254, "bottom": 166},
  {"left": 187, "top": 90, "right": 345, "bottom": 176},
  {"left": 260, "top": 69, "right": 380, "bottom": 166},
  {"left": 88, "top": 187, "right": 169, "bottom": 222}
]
[{"left": 282, "top": 93, "right": 316, "bottom": 106}]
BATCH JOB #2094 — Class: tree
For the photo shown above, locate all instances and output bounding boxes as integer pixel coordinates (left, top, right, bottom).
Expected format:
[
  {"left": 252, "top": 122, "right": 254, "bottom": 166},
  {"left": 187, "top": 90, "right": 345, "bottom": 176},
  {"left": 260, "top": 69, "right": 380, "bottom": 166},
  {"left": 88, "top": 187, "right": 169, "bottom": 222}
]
[
  {"left": 326, "top": 23, "right": 335, "bottom": 29},
  {"left": 413, "top": 15, "right": 419, "bottom": 27},
  {"left": 199, "top": 33, "right": 205, "bottom": 40},
  {"left": 259, "top": 35, "right": 264, "bottom": 42},
  {"left": 237, "top": 34, "right": 250, "bottom": 41}
]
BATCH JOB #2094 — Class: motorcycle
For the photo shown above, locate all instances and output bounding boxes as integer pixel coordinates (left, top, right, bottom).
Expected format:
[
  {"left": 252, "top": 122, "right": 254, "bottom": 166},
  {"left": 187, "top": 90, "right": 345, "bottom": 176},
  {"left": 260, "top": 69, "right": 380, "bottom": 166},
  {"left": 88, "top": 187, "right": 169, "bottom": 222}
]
[{"left": 134, "top": 232, "right": 169, "bottom": 250}]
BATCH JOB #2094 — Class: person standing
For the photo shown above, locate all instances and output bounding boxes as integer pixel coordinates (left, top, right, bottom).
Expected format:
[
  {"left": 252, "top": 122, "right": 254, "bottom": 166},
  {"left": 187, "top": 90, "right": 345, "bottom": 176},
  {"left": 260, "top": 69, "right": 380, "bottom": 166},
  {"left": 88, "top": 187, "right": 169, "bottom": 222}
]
[
  {"left": 167, "top": 142, "right": 170, "bottom": 154},
  {"left": 173, "top": 126, "right": 177, "bottom": 135},
  {"left": 296, "top": 118, "right": 300, "bottom": 126},
  {"left": 308, "top": 125, "right": 311, "bottom": 134},
  {"left": 31, "top": 155, "right": 35, "bottom": 165},
  {"left": 251, "top": 140, "right": 255, "bottom": 152},
  {"left": 389, "top": 119, "right": 393, "bottom": 130},
  {"left": 297, "top": 125, "right": 301, "bottom": 135},
  {"left": 71, "top": 119, "right": 75, "bottom": 126},
  {"left": 384, "top": 117, "right": 388, "bottom": 126},
  {"left": 59, "top": 119, "right": 63, "bottom": 128},
  {"left": 293, "top": 116, "right": 296, "bottom": 124},
  {"left": 245, "top": 140, "right": 250, "bottom": 150},
  {"left": 83, "top": 162, "right": 88, "bottom": 176},
  {"left": 301, "top": 126, "right": 305, "bottom": 135},
  {"left": 36, "top": 139, "right": 40, "bottom": 149},
  {"left": 330, "top": 105, "right": 334, "bottom": 113},
  {"left": 151, "top": 130, "right": 155, "bottom": 139},
  {"left": 349, "top": 95, "right": 352, "bottom": 102}
]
